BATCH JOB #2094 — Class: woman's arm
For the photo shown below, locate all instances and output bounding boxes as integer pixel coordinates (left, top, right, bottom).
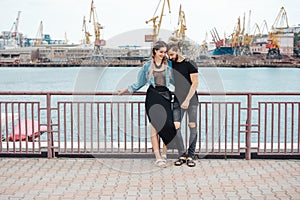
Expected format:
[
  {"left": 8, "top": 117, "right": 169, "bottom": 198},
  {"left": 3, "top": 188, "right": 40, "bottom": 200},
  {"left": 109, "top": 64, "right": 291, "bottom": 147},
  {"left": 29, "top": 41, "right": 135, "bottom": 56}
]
[{"left": 118, "top": 61, "right": 150, "bottom": 94}]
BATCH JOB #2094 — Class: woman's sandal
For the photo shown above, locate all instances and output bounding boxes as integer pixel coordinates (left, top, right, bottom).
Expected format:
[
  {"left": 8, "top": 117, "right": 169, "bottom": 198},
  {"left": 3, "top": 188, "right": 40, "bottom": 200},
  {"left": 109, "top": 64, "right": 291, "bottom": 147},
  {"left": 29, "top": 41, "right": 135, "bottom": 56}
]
[
  {"left": 174, "top": 156, "right": 186, "bottom": 166},
  {"left": 161, "top": 154, "right": 167, "bottom": 161},
  {"left": 186, "top": 157, "right": 196, "bottom": 167},
  {"left": 155, "top": 158, "right": 167, "bottom": 168}
]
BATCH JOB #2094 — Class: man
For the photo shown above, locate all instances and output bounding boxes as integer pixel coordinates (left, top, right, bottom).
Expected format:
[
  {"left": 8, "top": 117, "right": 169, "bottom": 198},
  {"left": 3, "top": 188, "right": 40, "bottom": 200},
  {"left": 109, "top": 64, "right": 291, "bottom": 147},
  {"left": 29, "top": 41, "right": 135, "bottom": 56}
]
[{"left": 167, "top": 41, "right": 199, "bottom": 167}]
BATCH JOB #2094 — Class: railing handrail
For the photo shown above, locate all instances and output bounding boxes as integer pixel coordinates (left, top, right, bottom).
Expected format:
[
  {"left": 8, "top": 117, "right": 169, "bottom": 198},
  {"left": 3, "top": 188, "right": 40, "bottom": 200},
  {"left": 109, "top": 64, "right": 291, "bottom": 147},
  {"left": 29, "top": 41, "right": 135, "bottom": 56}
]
[{"left": 0, "top": 91, "right": 299, "bottom": 95}]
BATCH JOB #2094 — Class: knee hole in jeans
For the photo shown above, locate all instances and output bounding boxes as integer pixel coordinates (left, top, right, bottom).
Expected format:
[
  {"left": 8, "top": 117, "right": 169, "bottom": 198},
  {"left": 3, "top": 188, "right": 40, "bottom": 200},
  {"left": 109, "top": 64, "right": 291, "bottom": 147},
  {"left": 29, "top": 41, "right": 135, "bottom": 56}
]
[{"left": 188, "top": 122, "right": 196, "bottom": 128}]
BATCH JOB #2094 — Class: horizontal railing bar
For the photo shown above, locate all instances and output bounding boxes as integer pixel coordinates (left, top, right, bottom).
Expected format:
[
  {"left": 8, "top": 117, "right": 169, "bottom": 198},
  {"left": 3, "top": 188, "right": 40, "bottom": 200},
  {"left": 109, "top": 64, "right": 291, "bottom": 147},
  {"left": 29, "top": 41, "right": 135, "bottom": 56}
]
[{"left": 0, "top": 91, "right": 299, "bottom": 96}]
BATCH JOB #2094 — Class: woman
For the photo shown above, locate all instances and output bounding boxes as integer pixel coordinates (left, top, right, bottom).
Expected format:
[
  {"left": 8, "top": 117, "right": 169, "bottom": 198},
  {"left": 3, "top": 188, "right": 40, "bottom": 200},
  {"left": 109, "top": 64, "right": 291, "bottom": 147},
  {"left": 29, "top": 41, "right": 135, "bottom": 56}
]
[{"left": 118, "top": 40, "right": 176, "bottom": 168}]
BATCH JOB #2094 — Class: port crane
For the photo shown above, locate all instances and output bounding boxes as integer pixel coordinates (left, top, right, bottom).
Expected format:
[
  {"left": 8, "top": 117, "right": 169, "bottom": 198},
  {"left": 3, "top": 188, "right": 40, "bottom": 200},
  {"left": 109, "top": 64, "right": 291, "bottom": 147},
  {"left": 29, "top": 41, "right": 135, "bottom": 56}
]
[
  {"left": 266, "top": 6, "right": 289, "bottom": 59},
  {"left": 241, "top": 23, "right": 261, "bottom": 54},
  {"left": 177, "top": 4, "right": 187, "bottom": 41},
  {"left": 260, "top": 20, "right": 269, "bottom": 36},
  {"left": 145, "top": 0, "right": 171, "bottom": 43},
  {"left": 1, "top": 11, "right": 22, "bottom": 46},
  {"left": 230, "top": 16, "right": 241, "bottom": 55},
  {"left": 201, "top": 31, "right": 208, "bottom": 53},
  {"left": 171, "top": 4, "right": 186, "bottom": 41},
  {"left": 89, "top": 0, "right": 105, "bottom": 61},
  {"left": 210, "top": 27, "right": 224, "bottom": 48},
  {"left": 34, "top": 21, "right": 43, "bottom": 46},
  {"left": 82, "top": 16, "right": 91, "bottom": 44},
  {"left": 10, "top": 11, "right": 21, "bottom": 39},
  {"left": 240, "top": 11, "right": 254, "bottom": 56}
]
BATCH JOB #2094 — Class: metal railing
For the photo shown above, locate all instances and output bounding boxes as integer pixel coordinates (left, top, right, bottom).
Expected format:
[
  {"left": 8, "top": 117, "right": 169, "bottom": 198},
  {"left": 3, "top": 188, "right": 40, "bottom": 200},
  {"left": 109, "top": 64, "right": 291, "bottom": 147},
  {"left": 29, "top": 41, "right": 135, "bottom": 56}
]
[{"left": 0, "top": 91, "right": 299, "bottom": 159}]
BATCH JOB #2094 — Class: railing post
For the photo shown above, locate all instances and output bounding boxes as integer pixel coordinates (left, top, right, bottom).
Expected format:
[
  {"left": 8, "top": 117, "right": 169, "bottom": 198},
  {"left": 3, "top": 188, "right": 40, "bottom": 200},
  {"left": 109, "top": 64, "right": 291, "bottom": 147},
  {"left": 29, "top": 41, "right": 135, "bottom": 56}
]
[
  {"left": 245, "top": 94, "right": 252, "bottom": 160},
  {"left": 46, "top": 93, "right": 54, "bottom": 158}
]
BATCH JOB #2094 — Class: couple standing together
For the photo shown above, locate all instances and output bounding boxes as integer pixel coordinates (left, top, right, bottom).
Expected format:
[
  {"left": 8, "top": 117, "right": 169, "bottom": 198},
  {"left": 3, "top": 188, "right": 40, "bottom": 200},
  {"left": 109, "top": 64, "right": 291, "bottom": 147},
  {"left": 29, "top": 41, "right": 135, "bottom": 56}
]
[{"left": 118, "top": 40, "right": 198, "bottom": 168}]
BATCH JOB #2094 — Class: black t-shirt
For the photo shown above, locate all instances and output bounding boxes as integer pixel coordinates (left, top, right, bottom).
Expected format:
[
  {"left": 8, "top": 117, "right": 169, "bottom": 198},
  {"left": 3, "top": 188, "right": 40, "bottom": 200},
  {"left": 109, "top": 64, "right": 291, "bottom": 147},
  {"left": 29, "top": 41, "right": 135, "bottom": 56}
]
[{"left": 172, "top": 59, "right": 198, "bottom": 105}]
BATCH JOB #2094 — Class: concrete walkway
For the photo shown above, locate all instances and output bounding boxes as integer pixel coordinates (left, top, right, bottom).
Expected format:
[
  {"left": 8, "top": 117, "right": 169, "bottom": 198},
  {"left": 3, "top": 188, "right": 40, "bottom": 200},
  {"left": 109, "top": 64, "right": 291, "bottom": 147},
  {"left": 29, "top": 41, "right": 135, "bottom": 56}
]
[{"left": 0, "top": 158, "right": 299, "bottom": 199}]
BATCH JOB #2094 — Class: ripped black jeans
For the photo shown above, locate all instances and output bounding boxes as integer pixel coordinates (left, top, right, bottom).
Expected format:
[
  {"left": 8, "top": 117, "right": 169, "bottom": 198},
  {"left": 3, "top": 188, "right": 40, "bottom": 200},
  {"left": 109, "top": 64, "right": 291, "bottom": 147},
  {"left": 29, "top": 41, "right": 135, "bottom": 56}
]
[{"left": 173, "top": 97, "right": 198, "bottom": 158}]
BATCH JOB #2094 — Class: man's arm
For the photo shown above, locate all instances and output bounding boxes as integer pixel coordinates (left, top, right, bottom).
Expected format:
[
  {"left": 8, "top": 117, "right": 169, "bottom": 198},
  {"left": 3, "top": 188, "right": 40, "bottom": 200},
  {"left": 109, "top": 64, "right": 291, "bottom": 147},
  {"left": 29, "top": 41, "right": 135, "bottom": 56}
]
[{"left": 181, "top": 73, "right": 198, "bottom": 109}]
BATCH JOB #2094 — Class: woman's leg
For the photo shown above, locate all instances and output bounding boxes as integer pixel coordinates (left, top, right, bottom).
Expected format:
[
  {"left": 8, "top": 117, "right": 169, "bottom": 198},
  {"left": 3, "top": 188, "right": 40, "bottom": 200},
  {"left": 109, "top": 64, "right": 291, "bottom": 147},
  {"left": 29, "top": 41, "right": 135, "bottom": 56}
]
[
  {"left": 150, "top": 124, "right": 162, "bottom": 160},
  {"left": 162, "top": 143, "right": 167, "bottom": 160},
  {"left": 151, "top": 124, "right": 167, "bottom": 167}
]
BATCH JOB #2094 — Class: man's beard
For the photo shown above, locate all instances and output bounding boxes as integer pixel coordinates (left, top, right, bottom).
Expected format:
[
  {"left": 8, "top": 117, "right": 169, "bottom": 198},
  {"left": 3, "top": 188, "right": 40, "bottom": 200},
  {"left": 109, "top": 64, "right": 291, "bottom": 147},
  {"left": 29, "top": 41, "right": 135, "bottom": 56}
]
[{"left": 175, "top": 54, "right": 179, "bottom": 62}]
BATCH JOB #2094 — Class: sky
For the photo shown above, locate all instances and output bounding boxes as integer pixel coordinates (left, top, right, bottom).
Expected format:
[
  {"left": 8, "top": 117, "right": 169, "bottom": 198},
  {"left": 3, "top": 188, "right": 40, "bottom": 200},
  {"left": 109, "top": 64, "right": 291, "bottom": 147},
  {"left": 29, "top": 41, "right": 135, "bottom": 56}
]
[{"left": 0, "top": 0, "right": 299, "bottom": 46}]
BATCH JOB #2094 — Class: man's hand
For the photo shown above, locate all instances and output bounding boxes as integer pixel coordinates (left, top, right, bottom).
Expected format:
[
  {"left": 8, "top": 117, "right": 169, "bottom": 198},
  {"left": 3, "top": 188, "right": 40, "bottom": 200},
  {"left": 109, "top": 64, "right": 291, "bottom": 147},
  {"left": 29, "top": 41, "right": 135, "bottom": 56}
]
[{"left": 181, "top": 99, "right": 190, "bottom": 109}]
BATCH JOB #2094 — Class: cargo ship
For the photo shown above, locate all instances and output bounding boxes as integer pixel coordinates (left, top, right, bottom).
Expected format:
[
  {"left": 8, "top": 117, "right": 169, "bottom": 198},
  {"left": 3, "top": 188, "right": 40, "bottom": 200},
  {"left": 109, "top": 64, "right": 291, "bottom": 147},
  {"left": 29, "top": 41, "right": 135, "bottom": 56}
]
[{"left": 211, "top": 46, "right": 234, "bottom": 56}]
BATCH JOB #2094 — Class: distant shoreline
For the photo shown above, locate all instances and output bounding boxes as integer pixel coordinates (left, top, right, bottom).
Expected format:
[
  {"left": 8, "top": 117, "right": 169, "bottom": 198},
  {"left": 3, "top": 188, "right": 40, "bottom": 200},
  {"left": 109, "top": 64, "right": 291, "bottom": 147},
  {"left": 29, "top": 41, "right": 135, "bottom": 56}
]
[{"left": 1, "top": 62, "right": 300, "bottom": 68}]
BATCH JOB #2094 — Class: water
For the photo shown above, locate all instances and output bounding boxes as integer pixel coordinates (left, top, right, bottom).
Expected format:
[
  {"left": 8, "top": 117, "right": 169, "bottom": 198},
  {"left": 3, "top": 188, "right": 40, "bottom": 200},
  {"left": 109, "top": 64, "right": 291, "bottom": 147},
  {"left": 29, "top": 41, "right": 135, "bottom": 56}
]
[
  {"left": 0, "top": 66, "right": 299, "bottom": 92},
  {"left": 1, "top": 66, "right": 299, "bottom": 145}
]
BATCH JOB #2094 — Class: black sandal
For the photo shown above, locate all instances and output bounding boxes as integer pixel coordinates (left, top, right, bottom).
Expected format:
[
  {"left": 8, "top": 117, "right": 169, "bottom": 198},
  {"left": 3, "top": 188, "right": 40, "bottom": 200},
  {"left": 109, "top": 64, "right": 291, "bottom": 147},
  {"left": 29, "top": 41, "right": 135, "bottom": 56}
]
[
  {"left": 174, "top": 156, "right": 186, "bottom": 166},
  {"left": 186, "top": 157, "right": 196, "bottom": 167}
]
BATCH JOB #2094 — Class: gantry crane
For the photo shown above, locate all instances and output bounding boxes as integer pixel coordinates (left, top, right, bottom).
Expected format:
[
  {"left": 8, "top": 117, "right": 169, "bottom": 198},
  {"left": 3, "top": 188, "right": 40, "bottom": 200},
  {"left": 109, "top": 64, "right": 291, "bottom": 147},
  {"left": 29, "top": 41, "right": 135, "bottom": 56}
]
[
  {"left": 145, "top": 0, "right": 171, "bottom": 43},
  {"left": 266, "top": 6, "right": 289, "bottom": 59},
  {"left": 89, "top": 0, "right": 105, "bottom": 61},
  {"left": 82, "top": 16, "right": 91, "bottom": 44}
]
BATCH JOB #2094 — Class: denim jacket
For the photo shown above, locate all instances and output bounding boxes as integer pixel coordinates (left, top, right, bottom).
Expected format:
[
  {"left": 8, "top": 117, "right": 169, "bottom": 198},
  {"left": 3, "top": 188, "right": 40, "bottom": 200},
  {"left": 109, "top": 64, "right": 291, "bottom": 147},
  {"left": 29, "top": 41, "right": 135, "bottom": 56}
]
[{"left": 128, "top": 60, "right": 174, "bottom": 93}]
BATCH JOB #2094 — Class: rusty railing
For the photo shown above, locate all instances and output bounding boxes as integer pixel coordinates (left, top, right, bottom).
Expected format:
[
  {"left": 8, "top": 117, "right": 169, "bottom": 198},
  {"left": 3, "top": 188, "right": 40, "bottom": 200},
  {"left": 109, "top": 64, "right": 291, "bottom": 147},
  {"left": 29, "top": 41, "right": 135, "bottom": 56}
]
[{"left": 0, "top": 91, "right": 299, "bottom": 159}]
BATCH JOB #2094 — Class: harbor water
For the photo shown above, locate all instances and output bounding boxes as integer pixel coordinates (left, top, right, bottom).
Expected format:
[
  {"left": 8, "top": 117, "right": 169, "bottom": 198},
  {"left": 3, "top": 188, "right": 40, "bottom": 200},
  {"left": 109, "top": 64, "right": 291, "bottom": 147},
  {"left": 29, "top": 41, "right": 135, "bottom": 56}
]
[
  {"left": 0, "top": 66, "right": 299, "bottom": 92},
  {"left": 0, "top": 66, "right": 299, "bottom": 144}
]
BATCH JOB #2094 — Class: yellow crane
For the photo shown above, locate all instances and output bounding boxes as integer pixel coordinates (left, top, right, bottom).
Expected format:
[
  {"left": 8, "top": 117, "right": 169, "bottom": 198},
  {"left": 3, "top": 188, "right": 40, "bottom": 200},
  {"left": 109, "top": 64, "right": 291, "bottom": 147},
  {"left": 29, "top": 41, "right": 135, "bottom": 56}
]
[
  {"left": 230, "top": 16, "right": 241, "bottom": 55},
  {"left": 34, "top": 21, "right": 43, "bottom": 46},
  {"left": 260, "top": 20, "right": 269, "bottom": 35},
  {"left": 177, "top": 4, "right": 187, "bottom": 40},
  {"left": 82, "top": 16, "right": 91, "bottom": 44},
  {"left": 241, "top": 23, "right": 261, "bottom": 54},
  {"left": 145, "top": 0, "right": 171, "bottom": 42},
  {"left": 89, "top": 0, "right": 104, "bottom": 46},
  {"left": 240, "top": 11, "right": 259, "bottom": 55},
  {"left": 201, "top": 31, "right": 208, "bottom": 53},
  {"left": 266, "top": 6, "right": 289, "bottom": 59},
  {"left": 89, "top": 0, "right": 105, "bottom": 61}
]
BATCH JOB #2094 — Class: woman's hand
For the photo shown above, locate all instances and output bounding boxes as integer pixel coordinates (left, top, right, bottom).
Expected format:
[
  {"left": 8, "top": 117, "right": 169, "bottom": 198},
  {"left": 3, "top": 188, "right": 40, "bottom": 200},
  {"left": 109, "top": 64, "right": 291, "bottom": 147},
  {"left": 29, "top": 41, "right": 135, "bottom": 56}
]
[{"left": 117, "top": 88, "right": 128, "bottom": 95}]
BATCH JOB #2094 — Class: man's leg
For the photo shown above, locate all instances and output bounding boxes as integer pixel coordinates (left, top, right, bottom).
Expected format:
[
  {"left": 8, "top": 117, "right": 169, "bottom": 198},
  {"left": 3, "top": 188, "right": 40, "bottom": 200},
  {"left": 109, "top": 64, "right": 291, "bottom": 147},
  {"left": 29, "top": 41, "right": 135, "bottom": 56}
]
[
  {"left": 173, "top": 99, "right": 186, "bottom": 166},
  {"left": 186, "top": 104, "right": 198, "bottom": 167},
  {"left": 173, "top": 99, "right": 185, "bottom": 156}
]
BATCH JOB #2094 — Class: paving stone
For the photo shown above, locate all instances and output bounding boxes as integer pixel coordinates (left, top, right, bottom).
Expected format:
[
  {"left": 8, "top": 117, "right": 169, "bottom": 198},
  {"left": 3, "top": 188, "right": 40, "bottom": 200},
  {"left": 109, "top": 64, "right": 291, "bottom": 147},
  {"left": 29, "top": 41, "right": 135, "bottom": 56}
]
[{"left": 0, "top": 158, "right": 299, "bottom": 199}]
